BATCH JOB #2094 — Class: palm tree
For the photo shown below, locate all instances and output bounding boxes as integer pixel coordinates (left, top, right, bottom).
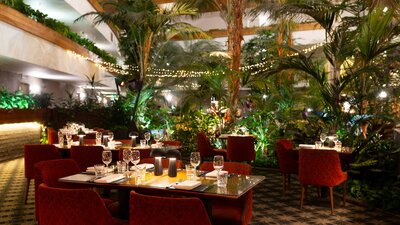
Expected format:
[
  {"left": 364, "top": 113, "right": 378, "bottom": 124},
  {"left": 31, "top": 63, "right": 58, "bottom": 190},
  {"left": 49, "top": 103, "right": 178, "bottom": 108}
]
[{"left": 78, "top": 0, "right": 208, "bottom": 132}]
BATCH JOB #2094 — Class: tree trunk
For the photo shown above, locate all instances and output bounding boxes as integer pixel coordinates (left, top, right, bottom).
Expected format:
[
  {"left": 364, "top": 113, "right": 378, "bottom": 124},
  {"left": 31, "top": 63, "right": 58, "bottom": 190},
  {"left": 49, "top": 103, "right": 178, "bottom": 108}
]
[
  {"left": 131, "top": 87, "right": 142, "bottom": 133},
  {"left": 227, "top": 0, "right": 244, "bottom": 114}
]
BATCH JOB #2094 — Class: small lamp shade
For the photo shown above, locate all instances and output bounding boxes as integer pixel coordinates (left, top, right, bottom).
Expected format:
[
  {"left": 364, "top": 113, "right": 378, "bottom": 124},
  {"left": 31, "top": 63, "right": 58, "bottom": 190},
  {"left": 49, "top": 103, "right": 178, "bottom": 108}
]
[
  {"left": 150, "top": 148, "right": 165, "bottom": 176},
  {"left": 78, "top": 129, "right": 86, "bottom": 146},
  {"left": 166, "top": 149, "right": 181, "bottom": 177},
  {"left": 129, "top": 131, "right": 139, "bottom": 147}
]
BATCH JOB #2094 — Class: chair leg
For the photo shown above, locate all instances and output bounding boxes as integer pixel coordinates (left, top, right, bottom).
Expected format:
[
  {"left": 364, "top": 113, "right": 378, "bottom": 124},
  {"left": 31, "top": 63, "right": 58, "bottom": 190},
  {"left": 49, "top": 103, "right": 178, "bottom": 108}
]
[
  {"left": 25, "top": 178, "right": 31, "bottom": 204},
  {"left": 342, "top": 182, "right": 347, "bottom": 206},
  {"left": 329, "top": 186, "right": 334, "bottom": 215},
  {"left": 300, "top": 185, "right": 306, "bottom": 209},
  {"left": 282, "top": 173, "right": 286, "bottom": 195},
  {"left": 287, "top": 174, "right": 291, "bottom": 191}
]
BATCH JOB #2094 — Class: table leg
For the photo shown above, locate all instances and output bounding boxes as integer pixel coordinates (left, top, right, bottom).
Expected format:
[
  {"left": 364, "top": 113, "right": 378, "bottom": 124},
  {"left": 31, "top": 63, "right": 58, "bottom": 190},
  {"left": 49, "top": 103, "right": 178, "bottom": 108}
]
[{"left": 118, "top": 189, "right": 130, "bottom": 219}]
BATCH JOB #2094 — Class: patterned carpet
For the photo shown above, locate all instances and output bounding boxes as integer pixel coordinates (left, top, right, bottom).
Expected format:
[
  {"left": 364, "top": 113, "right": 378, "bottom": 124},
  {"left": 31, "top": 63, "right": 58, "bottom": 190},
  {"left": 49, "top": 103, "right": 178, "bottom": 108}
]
[{"left": 0, "top": 157, "right": 399, "bottom": 225}]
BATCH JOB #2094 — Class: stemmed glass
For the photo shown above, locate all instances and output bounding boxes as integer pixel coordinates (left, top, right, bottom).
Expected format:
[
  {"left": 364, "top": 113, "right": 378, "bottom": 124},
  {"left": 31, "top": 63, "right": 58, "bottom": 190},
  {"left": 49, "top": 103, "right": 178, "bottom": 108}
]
[
  {"left": 108, "top": 132, "right": 114, "bottom": 142},
  {"left": 331, "top": 134, "right": 339, "bottom": 148},
  {"left": 154, "top": 133, "right": 161, "bottom": 145},
  {"left": 144, "top": 132, "right": 151, "bottom": 146},
  {"left": 130, "top": 150, "right": 140, "bottom": 170},
  {"left": 190, "top": 152, "right": 201, "bottom": 177},
  {"left": 102, "top": 150, "right": 112, "bottom": 171},
  {"left": 122, "top": 149, "right": 131, "bottom": 172},
  {"left": 213, "top": 155, "right": 224, "bottom": 174},
  {"left": 320, "top": 133, "right": 327, "bottom": 145}
]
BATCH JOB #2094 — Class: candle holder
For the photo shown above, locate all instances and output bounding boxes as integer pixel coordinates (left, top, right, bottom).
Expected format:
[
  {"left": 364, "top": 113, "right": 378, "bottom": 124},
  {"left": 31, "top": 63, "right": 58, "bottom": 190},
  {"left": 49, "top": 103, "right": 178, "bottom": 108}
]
[
  {"left": 150, "top": 148, "right": 165, "bottom": 176},
  {"left": 166, "top": 149, "right": 181, "bottom": 177}
]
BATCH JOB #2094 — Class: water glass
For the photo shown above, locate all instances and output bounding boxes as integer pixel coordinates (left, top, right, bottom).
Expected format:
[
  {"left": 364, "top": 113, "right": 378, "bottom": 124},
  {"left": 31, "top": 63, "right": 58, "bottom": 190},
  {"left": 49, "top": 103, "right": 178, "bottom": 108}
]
[
  {"left": 94, "top": 164, "right": 105, "bottom": 178},
  {"left": 335, "top": 140, "right": 342, "bottom": 151},
  {"left": 217, "top": 171, "right": 228, "bottom": 187},
  {"left": 102, "top": 150, "right": 112, "bottom": 169},
  {"left": 117, "top": 161, "right": 127, "bottom": 173},
  {"left": 96, "top": 132, "right": 102, "bottom": 145},
  {"left": 315, "top": 141, "right": 323, "bottom": 149},
  {"left": 137, "top": 165, "right": 146, "bottom": 181},
  {"left": 144, "top": 132, "right": 151, "bottom": 146},
  {"left": 190, "top": 152, "right": 201, "bottom": 177},
  {"left": 185, "top": 164, "right": 196, "bottom": 180}
]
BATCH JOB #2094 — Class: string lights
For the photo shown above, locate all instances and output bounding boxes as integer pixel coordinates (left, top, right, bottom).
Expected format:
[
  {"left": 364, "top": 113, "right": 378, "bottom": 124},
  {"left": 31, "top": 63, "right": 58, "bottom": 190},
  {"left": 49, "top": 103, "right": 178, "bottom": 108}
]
[{"left": 67, "top": 42, "right": 324, "bottom": 78}]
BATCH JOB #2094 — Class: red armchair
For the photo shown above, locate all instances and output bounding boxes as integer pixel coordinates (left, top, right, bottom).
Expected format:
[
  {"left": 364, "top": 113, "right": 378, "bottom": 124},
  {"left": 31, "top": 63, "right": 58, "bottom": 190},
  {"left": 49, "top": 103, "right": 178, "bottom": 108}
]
[
  {"left": 275, "top": 139, "right": 298, "bottom": 194},
  {"left": 162, "top": 140, "right": 182, "bottom": 146},
  {"left": 199, "top": 162, "right": 252, "bottom": 225},
  {"left": 70, "top": 145, "right": 105, "bottom": 171},
  {"left": 197, "top": 132, "right": 227, "bottom": 161},
  {"left": 47, "top": 127, "right": 58, "bottom": 144},
  {"left": 227, "top": 135, "right": 255, "bottom": 164},
  {"left": 130, "top": 190, "right": 211, "bottom": 225},
  {"left": 299, "top": 149, "right": 348, "bottom": 214},
  {"left": 24, "top": 144, "right": 60, "bottom": 204},
  {"left": 38, "top": 184, "right": 127, "bottom": 225}
]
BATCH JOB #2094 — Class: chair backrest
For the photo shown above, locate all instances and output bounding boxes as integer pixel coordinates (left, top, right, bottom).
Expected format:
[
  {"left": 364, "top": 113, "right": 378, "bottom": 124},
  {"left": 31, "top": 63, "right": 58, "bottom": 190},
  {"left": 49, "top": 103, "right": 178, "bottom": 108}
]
[
  {"left": 47, "top": 127, "right": 58, "bottom": 144},
  {"left": 34, "top": 159, "right": 82, "bottom": 221},
  {"left": 139, "top": 158, "right": 183, "bottom": 169},
  {"left": 199, "top": 161, "right": 251, "bottom": 175},
  {"left": 130, "top": 190, "right": 211, "bottom": 225},
  {"left": 38, "top": 184, "right": 118, "bottom": 225},
  {"left": 162, "top": 140, "right": 182, "bottom": 146},
  {"left": 226, "top": 136, "right": 255, "bottom": 162},
  {"left": 70, "top": 145, "right": 104, "bottom": 171},
  {"left": 24, "top": 144, "right": 61, "bottom": 179},
  {"left": 299, "top": 149, "right": 344, "bottom": 187},
  {"left": 197, "top": 132, "right": 215, "bottom": 158},
  {"left": 275, "top": 139, "right": 298, "bottom": 174}
]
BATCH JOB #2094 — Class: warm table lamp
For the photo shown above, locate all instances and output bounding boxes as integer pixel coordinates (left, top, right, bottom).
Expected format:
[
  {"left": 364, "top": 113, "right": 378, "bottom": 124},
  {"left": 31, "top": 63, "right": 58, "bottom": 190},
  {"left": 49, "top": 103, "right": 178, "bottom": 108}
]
[
  {"left": 129, "top": 131, "right": 139, "bottom": 147},
  {"left": 150, "top": 148, "right": 165, "bottom": 176},
  {"left": 166, "top": 149, "right": 181, "bottom": 177}
]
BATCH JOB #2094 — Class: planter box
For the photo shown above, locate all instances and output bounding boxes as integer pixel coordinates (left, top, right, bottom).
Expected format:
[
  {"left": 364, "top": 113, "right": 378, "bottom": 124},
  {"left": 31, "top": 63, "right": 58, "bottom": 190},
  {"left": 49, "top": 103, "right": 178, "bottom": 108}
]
[{"left": 0, "top": 109, "right": 48, "bottom": 124}]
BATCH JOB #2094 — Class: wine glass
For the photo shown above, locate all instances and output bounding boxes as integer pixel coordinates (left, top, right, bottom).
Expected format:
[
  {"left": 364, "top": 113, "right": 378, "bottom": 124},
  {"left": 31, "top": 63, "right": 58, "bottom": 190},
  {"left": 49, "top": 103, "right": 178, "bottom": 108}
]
[
  {"left": 320, "top": 133, "right": 327, "bottom": 144},
  {"left": 108, "top": 132, "right": 114, "bottom": 142},
  {"left": 122, "top": 149, "right": 131, "bottom": 171},
  {"left": 332, "top": 134, "right": 339, "bottom": 148},
  {"left": 130, "top": 150, "right": 140, "bottom": 170},
  {"left": 144, "top": 132, "right": 151, "bottom": 146},
  {"left": 102, "top": 150, "right": 112, "bottom": 171},
  {"left": 190, "top": 152, "right": 201, "bottom": 177},
  {"left": 154, "top": 133, "right": 161, "bottom": 145}
]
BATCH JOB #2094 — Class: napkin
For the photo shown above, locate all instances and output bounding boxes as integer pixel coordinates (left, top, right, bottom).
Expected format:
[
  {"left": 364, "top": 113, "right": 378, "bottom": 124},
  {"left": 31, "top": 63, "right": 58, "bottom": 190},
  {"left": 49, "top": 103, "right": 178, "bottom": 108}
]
[
  {"left": 86, "top": 167, "right": 114, "bottom": 174},
  {"left": 130, "top": 163, "right": 154, "bottom": 171},
  {"left": 298, "top": 144, "right": 315, "bottom": 149},
  {"left": 172, "top": 180, "right": 202, "bottom": 190},
  {"left": 205, "top": 170, "right": 228, "bottom": 178},
  {"left": 94, "top": 174, "right": 125, "bottom": 183}
]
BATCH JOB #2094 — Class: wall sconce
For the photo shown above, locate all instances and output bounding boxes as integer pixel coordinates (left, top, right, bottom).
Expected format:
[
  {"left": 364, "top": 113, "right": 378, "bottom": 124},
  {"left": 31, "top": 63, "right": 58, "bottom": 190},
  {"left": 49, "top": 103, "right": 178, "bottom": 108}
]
[
  {"left": 150, "top": 148, "right": 165, "bottom": 176},
  {"left": 78, "top": 129, "right": 86, "bottom": 146},
  {"left": 129, "top": 131, "right": 139, "bottom": 147},
  {"left": 166, "top": 149, "right": 181, "bottom": 177}
]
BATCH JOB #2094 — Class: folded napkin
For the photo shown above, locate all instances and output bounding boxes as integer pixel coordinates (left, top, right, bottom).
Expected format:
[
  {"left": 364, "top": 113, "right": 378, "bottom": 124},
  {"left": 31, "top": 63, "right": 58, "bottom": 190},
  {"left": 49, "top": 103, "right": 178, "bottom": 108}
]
[
  {"left": 172, "top": 180, "right": 202, "bottom": 190},
  {"left": 94, "top": 174, "right": 125, "bottom": 183},
  {"left": 298, "top": 144, "right": 315, "bottom": 149},
  {"left": 205, "top": 170, "right": 228, "bottom": 178},
  {"left": 130, "top": 163, "right": 154, "bottom": 171},
  {"left": 86, "top": 167, "right": 114, "bottom": 174}
]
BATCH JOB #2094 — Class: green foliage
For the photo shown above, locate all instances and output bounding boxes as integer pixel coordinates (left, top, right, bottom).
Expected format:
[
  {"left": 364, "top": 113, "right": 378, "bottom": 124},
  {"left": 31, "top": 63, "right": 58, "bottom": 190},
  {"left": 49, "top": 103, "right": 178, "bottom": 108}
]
[
  {"left": 2, "top": 0, "right": 117, "bottom": 64},
  {"left": 0, "top": 90, "right": 36, "bottom": 109}
]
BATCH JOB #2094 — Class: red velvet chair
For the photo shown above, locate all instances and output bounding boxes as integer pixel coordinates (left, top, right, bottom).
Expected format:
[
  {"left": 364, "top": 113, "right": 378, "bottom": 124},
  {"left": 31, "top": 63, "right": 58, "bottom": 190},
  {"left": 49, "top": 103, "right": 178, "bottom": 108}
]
[
  {"left": 47, "top": 127, "right": 58, "bottom": 144},
  {"left": 275, "top": 139, "right": 298, "bottom": 194},
  {"left": 24, "top": 144, "right": 61, "bottom": 204},
  {"left": 299, "top": 149, "right": 348, "bottom": 214},
  {"left": 227, "top": 135, "right": 255, "bottom": 164},
  {"left": 70, "top": 145, "right": 105, "bottom": 171},
  {"left": 162, "top": 140, "right": 182, "bottom": 146},
  {"left": 139, "top": 158, "right": 183, "bottom": 169},
  {"left": 34, "top": 159, "right": 118, "bottom": 221},
  {"left": 130, "top": 190, "right": 211, "bottom": 225},
  {"left": 199, "top": 162, "right": 252, "bottom": 225},
  {"left": 197, "top": 132, "right": 227, "bottom": 161},
  {"left": 38, "top": 184, "right": 127, "bottom": 225}
]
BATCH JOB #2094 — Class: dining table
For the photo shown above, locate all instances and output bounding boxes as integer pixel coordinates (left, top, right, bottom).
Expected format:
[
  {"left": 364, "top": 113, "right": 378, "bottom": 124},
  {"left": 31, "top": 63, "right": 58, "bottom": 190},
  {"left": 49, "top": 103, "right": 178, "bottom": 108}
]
[
  {"left": 296, "top": 144, "right": 354, "bottom": 169},
  {"left": 59, "top": 168, "right": 265, "bottom": 219}
]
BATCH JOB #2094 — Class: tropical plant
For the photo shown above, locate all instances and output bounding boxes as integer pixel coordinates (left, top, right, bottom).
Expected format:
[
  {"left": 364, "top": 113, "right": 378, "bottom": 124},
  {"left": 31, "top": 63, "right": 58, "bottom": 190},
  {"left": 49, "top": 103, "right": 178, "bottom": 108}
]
[
  {"left": 80, "top": 0, "right": 208, "bottom": 133},
  {"left": 0, "top": 90, "right": 36, "bottom": 109}
]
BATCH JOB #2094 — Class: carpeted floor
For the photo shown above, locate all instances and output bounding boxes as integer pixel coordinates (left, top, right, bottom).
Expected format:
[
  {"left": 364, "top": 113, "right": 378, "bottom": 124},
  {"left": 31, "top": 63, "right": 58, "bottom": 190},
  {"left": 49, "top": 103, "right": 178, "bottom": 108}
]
[{"left": 0, "top": 157, "right": 399, "bottom": 225}]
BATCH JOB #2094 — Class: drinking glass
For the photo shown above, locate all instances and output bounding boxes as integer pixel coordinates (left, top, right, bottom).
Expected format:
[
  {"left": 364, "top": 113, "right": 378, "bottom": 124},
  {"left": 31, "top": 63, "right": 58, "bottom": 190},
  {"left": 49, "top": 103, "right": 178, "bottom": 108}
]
[
  {"left": 66, "top": 132, "right": 72, "bottom": 147},
  {"left": 190, "top": 152, "right": 201, "bottom": 177},
  {"left": 130, "top": 150, "right": 140, "bottom": 170},
  {"left": 108, "top": 132, "right": 114, "bottom": 142},
  {"left": 122, "top": 149, "right": 131, "bottom": 171},
  {"left": 95, "top": 132, "right": 102, "bottom": 145},
  {"left": 213, "top": 155, "right": 224, "bottom": 171},
  {"left": 58, "top": 131, "right": 64, "bottom": 147},
  {"left": 320, "top": 133, "right": 327, "bottom": 144},
  {"left": 144, "top": 132, "right": 151, "bottom": 146},
  {"left": 154, "top": 133, "right": 161, "bottom": 144},
  {"left": 102, "top": 150, "right": 112, "bottom": 170},
  {"left": 332, "top": 134, "right": 339, "bottom": 148}
]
